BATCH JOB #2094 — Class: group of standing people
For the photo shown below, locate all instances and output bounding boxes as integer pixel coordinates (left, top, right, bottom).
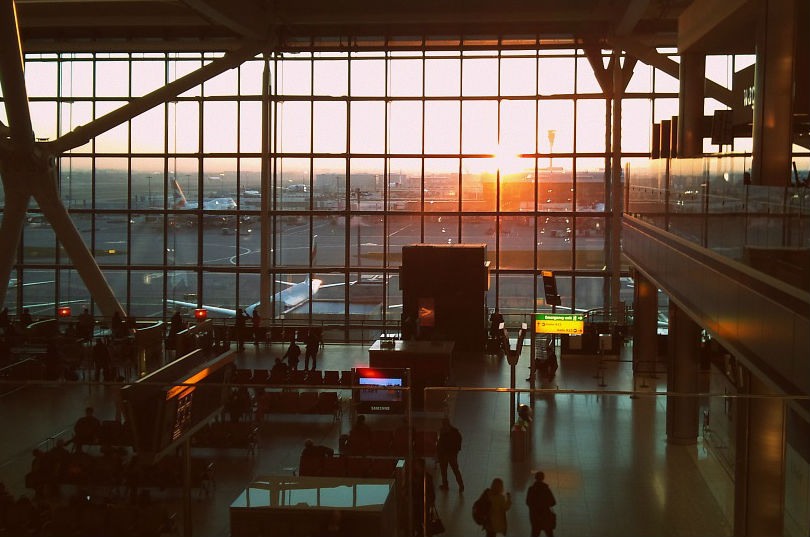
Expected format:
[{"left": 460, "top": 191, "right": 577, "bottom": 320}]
[{"left": 407, "top": 416, "right": 556, "bottom": 537}]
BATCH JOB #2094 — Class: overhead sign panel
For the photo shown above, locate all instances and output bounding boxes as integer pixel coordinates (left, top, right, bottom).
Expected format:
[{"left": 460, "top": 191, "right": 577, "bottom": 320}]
[{"left": 534, "top": 313, "right": 584, "bottom": 334}]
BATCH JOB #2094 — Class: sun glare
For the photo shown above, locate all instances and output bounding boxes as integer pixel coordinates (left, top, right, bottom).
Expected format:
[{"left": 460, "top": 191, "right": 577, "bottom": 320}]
[{"left": 492, "top": 144, "right": 528, "bottom": 176}]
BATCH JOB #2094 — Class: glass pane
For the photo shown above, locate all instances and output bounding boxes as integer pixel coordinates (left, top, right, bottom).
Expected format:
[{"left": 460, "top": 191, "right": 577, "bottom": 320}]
[
  {"left": 168, "top": 223, "right": 198, "bottom": 267},
  {"left": 277, "top": 158, "right": 310, "bottom": 211},
  {"left": 501, "top": 100, "right": 537, "bottom": 155},
  {"left": 425, "top": 58, "right": 460, "bottom": 96},
  {"left": 461, "top": 58, "right": 498, "bottom": 96},
  {"left": 424, "top": 214, "right": 458, "bottom": 245},
  {"left": 60, "top": 157, "right": 92, "bottom": 209},
  {"left": 388, "top": 101, "right": 422, "bottom": 154},
  {"left": 22, "top": 216, "right": 57, "bottom": 264},
  {"left": 279, "top": 59, "right": 312, "bottom": 96},
  {"left": 94, "top": 101, "right": 129, "bottom": 153},
  {"left": 96, "top": 61, "right": 130, "bottom": 97},
  {"left": 461, "top": 164, "right": 493, "bottom": 212},
  {"left": 95, "top": 217, "right": 128, "bottom": 266},
  {"left": 29, "top": 102, "right": 57, "bottom": 142},
  {"left": 424, "top": 101, "right": 459, "bottom": 154},
  {"left": 132, "top": 214, "right": 164, "bottom": 265},
  {"left": 350, "top": 216, "right": 383, "bottom": 268},
  {"left": 131, "top": 158, "right": 164, "bottom": 209},
  {"left": 462, "top": 101, "right": 498, "bottom": 154},
  {"left": 131, "top": 60, "right": 165, "bottom": 97},
  {"left": 240, "top": 59, "right": 265, "bottom": 95},
  {"left": 171, "top": 101, "right": 200, "bottom": 154},
  {"left": 313, "top": 101, "right": 347, "bottom": 153},
  {"left": 132, "top": 104, "right": 165, "bottom": 154},
  {"left": 387, "top": 214, "right": 420, "bottom": 267},
  {"left": 203, "top": 101, "right": 238, "bottom": 153},
  {"left": 576, "top": 216, "right": 606, "bottom": 270},
  {"left": 278, "top": 101, "right": 312, "bottom": 153},
  {"left": 205, "top": 67, "right": 238, "bottom": 96},
  {"left": 538, "top": 100, "right": 574, "bottom": 155},
  {"left": 350, "top": 101, "right": 385, "bottom": 154},
  {"left": 538, "top": 159, "right": 573, "bottom": 212},
  {"left": 276, "top": 216, "right": 312, "bottom": 267},
  {"left": 461, "top": 215, "right": 496, "bottom": 262},
  {"left": 60, "top": 59, "right": 93, "bottom": 98},
  {"left": 424, "top": 159, "right": 459, "bottom": 212},
  {"left": 576, "top": 99, "right": 607, "bottom": 153},
  {"left": 314, "top": 59, "right": 348, "bottom": 96},
  {"left": 621, "top": 99, "right": 652, "bottom": 153},
  {"left": 240, "top": 101, "right": 262, "bottom": 153},
  {"left": 388, "top": 58, "right": 423, "bottom": 97},
  {"left": 539, "top": 57, "right": 575, "bottom": 95},
  {"left": 95, "top": 162, "right": 128, "bottom": 210},
  {"left": 496, "top": 273, "right": 535, "bottom": 316},
  {"left": 498, "top": 215, "right": 532, "bottom": 269},
  {"left": 577, "top": 159, "right": 606, "bottom": 211},
  {"left": 201, "top": 272, "right": 236, "bottom": 317},
  {"left": 350, "top": 58, "right": 385, "bottom": 97},
  {"left": 26, "top": 61, "right": 58, "bottom": 97},
  {"left": 537, "top": 216, "right": 572, "bottom": 270},
  {"left": 576, "top": 55, "right": 603, "bottom": 93},
  {"left": 314, "top": 215, "right": 345, "bottom": 268},
  {"left": 501, "top": 57, "right": 537, "bottom": 96}
]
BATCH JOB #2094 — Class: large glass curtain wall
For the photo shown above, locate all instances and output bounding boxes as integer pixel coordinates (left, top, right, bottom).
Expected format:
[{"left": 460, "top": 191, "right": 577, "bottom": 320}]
[{"left": 1, "top": 45, "right": 679, "bottom": 333}]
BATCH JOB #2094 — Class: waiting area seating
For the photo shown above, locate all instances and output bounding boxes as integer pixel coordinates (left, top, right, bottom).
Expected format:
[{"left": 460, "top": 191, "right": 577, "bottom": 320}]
[{"left": 254, "top": 390, "right": 341, "bottom": 421}]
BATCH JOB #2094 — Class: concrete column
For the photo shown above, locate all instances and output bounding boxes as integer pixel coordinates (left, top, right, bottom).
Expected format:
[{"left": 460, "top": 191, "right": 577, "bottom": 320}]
[
  {"left": 632, "top": 272, "right": 658, "bottom": 372},
  {"left": 751, "top": 0, "right": 797, "bottom": 187},
  {"left": 677, "top": 52, "right": 705, "bottom": 158},
  {"left": 665, "top": 302, "right": 700, "bottom": 444},
  {"left": 733, "top": 370, "right": 786, "bottom": 536}
]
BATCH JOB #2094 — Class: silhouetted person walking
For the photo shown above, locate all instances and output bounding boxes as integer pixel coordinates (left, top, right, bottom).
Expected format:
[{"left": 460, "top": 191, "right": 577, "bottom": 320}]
[
  {"left": 437, "top": 417, "right": 464, "bottom": 492},
  {"left": 526, "top": 470, "right": 556, "bottom": 537}
]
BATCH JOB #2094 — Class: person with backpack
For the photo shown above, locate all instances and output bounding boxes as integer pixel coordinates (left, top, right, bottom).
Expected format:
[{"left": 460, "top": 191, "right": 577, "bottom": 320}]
[
  {"left": 437, "top": 417, "right": 464, "bottom": 492},
  {"left": 473, "top": 477, "right": 511, "bottom": 537},
  {"left": 526, "top": 470, "right": 557, "bottom": 537}
]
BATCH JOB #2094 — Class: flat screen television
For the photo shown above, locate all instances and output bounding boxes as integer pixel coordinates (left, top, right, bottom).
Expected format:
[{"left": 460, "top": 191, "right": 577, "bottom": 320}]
[{"left": 353, "top": 367, "right": 408, "bottom": 414}]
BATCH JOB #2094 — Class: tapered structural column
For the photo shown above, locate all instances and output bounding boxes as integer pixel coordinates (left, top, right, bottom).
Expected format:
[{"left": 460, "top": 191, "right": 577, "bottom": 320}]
[
  {"left": 677, "top": 52, "right": 705, "bottom": 158},
  {"left": 631, "top": 272, "right": 658, "bottom": 372},
  {"left": 751, "top": 0, "right": 797, "bottom": 187},
  {"left": 665, "top": 302, "right": 700, "bottom": 444},
  {"left": 733, "top": 370, "right": 785, "bottom": 536}
]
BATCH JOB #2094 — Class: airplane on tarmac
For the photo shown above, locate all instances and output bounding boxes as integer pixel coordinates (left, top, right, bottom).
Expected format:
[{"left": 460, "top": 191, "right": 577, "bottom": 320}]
[
  {"left": 167, "top": 238, "right": 346, "bottom": 317},
  {"left": 171, "top": 179, "right": 237, "bottom": 211}
]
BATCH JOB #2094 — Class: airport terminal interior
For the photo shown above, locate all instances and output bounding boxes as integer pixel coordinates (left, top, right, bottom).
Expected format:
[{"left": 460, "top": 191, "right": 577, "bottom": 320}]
[{"left": 0, "top": 1, "right": 809, "bottom": 536}]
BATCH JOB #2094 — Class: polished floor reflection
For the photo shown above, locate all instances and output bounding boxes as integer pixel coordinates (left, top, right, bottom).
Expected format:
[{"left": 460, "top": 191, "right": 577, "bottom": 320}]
[{"left": 0, "top": 341, "right": 732, "bottom": 537}]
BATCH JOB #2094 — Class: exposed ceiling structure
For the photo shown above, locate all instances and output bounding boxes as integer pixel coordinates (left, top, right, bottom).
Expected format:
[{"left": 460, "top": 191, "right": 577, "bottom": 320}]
[{"left": 14, "top": 0, "right": 698, "bottom": 53}]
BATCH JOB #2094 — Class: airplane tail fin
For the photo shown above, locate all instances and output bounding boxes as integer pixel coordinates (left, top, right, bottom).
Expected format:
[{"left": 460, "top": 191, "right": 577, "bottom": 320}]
[
  {"left": 311, "top": 235, "right": 318, "bottom": 264},
  {"left": 172, "top": 179, "right": 188, "bottom": 209}
]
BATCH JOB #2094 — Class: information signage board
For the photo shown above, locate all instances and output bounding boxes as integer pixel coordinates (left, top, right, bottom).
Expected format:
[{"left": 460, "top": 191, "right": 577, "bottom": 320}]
[{"left": 534, "top": 313, "right": 584, "bottom": 334}]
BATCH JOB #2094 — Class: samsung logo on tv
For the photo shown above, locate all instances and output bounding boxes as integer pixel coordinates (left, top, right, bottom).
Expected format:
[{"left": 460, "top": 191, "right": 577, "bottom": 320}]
[{"left": 370, "top": 405, "right": 390, "bottom": 411}]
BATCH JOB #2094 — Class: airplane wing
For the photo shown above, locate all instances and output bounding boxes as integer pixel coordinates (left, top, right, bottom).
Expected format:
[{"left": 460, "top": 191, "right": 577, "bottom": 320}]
[{"left": 166, "top": 299, "right": 237, "bottom": 317}]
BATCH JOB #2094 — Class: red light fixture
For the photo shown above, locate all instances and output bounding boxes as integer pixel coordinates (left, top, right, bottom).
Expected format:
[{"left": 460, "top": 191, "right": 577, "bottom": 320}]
[
  {"left": 193, "top": 308, "right": 207, "bottom": 321},
  {"left": 57, "top": 306, "right": 72, "bottom": 318}
]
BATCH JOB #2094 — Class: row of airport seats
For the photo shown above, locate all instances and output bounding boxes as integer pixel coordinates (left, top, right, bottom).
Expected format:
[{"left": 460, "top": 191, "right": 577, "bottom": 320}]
[
  {"left": 255, "top": 390, "right": 341, "bottom": 421},
  {"left": 5, "top": 499, "right": 176, "bottom": 537},
  {"left": 26, "top": 451, "right": 213, "bottom": 498},
  {"left": 344, "top": 429, "right": 438, "bottom": 459},
  {"left": 298, "top": 454, "right": 401, "bottom": 479},
  {"left": 191, "top": 421, "right": 258, "bottom": 456},
  {"left": 232, "top": 368, "right": 351, "bottom": 387}
]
